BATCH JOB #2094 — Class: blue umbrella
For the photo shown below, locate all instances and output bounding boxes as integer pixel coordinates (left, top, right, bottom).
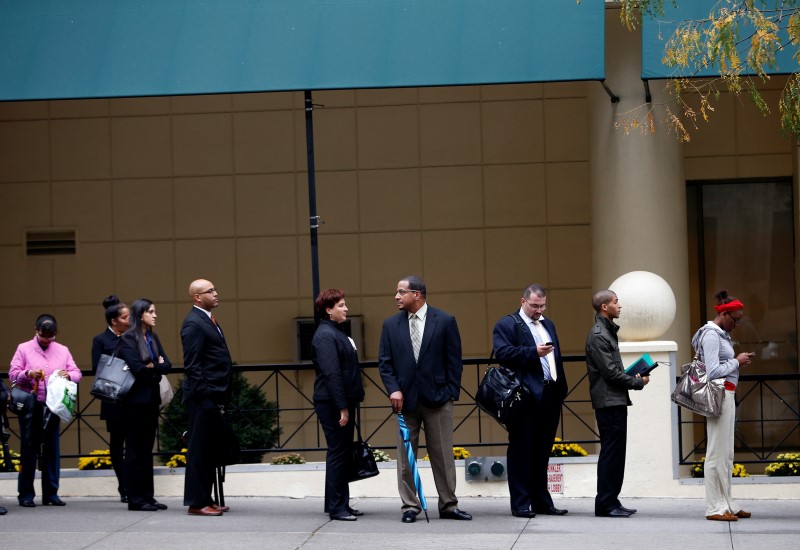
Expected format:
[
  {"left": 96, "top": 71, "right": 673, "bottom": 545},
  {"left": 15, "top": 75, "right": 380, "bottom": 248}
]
[{"left": 397, "top": 413, "right": 429, "bottom": 523}]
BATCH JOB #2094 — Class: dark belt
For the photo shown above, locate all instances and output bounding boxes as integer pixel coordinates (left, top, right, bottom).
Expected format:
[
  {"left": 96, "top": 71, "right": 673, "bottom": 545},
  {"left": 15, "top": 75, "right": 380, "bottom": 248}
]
[{"left": 542, "top": 379, "right": 554, "bottom": 386}]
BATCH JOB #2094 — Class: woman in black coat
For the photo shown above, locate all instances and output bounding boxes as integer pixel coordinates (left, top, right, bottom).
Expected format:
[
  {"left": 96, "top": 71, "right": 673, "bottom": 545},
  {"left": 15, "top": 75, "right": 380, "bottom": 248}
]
[
  {"left": 312, "top": 289, "right": 365, "bottom": 521},
  {"left": 90, "top": 295, "right": 130, "bottom": 503},
  {"left": 117, "top": 299, "right": 171, "bottom": 512}
]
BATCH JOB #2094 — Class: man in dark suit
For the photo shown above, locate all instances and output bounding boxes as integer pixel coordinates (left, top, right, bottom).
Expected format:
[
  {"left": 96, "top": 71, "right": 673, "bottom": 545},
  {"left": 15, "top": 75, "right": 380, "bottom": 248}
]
[
  {"left": 181, "top": 279, "right": 233, "bottom": 517},
  {"left": 493, "top": 284, "right": 569, "bottom": 518},
  {"left": 378, "top": 275, "right": 471, "bottom": 524}
]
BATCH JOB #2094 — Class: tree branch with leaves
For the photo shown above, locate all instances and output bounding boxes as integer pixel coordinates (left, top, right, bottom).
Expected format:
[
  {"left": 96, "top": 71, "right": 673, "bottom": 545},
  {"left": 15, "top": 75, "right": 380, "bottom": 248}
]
[{"left": 616, "top": 0, "right": 800, "bottom": 140}]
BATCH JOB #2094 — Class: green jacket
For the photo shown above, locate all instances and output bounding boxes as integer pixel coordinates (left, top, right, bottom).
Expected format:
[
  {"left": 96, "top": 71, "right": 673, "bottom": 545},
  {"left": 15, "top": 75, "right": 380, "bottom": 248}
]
[{"left": 585, "top": 313, "right": 644, "bottom": 409}]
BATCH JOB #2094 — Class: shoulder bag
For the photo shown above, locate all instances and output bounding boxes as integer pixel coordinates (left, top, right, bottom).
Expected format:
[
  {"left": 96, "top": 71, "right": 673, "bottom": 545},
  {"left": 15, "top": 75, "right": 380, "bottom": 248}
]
[
  {"left": 476, "top": 314, "right": 531, "bottom": 426},
  {"left": 91, "top": 347, "right": 135, "bottom": 404},
  {"left": 347, "top": 407, "right": 379, "bottom": 483},
  {"left": 671, "top": 328, "right": 726, "bottom": 418},
  {"left": 476, "top": 365, "right": 528, "bottom": 426}
]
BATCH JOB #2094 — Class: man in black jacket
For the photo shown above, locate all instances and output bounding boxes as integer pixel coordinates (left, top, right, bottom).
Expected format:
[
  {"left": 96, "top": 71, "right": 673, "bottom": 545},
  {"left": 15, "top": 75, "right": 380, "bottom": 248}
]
[
  {"left": 181, "top": 279, "right": 233, "bottom": 517},
  {"left": 586, "top": 289, "right": 649, "bottom": 518},
  {"left": 493, "top": 284, "right": 568, "bottom": 518}
]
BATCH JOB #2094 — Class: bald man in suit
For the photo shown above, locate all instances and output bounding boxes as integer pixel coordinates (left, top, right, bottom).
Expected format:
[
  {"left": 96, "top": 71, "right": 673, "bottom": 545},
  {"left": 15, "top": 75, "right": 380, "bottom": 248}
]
[{"left": 181, "top": 279, "right": 232, "bottom": 516}]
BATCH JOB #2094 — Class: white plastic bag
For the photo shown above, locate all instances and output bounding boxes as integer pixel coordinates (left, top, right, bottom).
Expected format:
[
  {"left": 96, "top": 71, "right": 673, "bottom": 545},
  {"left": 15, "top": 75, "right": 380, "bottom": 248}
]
[
  {"left": 159, "top": 376, "right": 174, "bottom": 410},
  {"left": 45, "top": 374, "right": 78, "bottom": 423}
]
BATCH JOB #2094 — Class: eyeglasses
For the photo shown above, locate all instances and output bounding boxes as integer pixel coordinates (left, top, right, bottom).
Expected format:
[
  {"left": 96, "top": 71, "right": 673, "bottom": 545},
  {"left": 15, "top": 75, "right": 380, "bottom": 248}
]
[
  {"left": 726, "top": 312, "right": 743, "bottom": 326},
  {"left": 396, "top": 289, "right": 418, "bottom": 295},
  {"left": 196, "top": 288, "right": 217, "bottom": 295},
  {"left": 524, "top": 302, "right": 547, "bottom": 311},
  {"left": 37, "top": 333, "right": 56, "bottom": 341}
]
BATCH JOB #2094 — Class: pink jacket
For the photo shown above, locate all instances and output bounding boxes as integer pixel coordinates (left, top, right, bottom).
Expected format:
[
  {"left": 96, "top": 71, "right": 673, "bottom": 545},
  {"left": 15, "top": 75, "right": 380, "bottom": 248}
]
[{"left": 9, "top": 338, "right": 82, "bottom": 403}]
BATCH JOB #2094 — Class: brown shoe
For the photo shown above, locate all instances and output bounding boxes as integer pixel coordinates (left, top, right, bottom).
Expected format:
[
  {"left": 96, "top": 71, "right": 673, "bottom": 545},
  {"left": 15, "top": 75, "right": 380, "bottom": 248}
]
[
  {"left": 735, "top": 510, "right": 751, "bottom": 519},
  {"left": 211, "top": 504, "right": 230, "bottom": 513},
  {"left": 188, "top": 506, "right": 223, "bottom": 516},
  {"left": 706, "top": 513, "right": 738, "bottom": 521}
]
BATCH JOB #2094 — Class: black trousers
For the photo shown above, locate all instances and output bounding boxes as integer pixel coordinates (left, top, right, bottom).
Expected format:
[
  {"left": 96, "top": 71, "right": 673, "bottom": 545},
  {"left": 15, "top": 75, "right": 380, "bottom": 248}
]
[
  {"left": 314, "top": 400, "right": 355, "bottom": 516},
  {"left": 121, "top": 400, "right": 159, "bottom": 507},
  {"left": 506, "top": 385, "right": 562, "bottom": 512},
  {"left": 183, "top": 400, "right": 222, "bottom": 508},
  {"left": 17, "top": 402, "right": 61, "bottom": 503},
  {"left": 106, "top": 416, "right": 126, "bottom": 498},
  {"left": 594, "top": 405, "right": 628, "bottom": 513}
]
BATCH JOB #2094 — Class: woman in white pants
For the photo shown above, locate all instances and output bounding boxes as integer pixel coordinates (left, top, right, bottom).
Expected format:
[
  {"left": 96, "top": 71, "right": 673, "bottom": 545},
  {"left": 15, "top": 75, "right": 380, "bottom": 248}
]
[{"left": 690, "top": 290, "right": 753, "bottom": 522}]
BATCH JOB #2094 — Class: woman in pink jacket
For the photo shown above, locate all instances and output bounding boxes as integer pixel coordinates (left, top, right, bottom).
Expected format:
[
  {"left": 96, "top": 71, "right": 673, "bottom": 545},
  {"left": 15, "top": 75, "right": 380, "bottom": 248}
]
[{"left": 9, "top": 314, "right": 82, "bottom": 507}]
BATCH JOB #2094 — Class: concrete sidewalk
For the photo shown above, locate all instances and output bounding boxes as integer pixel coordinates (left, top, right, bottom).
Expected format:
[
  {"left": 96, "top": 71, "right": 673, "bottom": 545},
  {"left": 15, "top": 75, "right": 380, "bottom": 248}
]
[{"left": 0, "top": 496, "right": 798, "bottom": 550}]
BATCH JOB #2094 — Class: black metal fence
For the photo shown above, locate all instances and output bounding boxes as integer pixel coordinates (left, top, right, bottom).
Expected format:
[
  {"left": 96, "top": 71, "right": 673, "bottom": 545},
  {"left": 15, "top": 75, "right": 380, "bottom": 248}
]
[
  {"left": 676, "top": 372, "right": 800, "bottom": 467},
  {"left": 4, "top": 359, "right": 798, "bottom": 468}
]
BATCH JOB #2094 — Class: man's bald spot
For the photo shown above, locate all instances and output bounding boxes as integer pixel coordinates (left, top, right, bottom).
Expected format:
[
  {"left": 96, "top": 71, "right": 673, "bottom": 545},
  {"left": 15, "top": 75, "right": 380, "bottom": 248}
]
[
  {"left": 592, "top": 290, "right": 616, "bottom": 312},
  {"left": 189, "top": 279, "right": 213, "bottom": 298}
]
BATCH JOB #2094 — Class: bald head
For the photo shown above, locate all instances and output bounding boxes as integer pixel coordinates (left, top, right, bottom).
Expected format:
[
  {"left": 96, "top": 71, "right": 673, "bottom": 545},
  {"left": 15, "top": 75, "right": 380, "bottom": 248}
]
[{"left": 189, "top": 279, "right": 219, "bottom": 311}]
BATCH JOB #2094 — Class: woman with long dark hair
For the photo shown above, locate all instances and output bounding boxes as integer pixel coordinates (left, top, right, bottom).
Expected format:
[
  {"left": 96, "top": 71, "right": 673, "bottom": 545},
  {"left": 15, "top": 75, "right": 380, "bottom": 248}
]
[
  {"left": 312, "top": 289, "right": 365, "bottom": 521},
  {"left": 692, "top": 289, "right": 754, "bottom": 522},
  {"left": 91, "top": 295, "right": 131, "bottom": 503},
  {"left": 117, "top": 299, "right": 171, "bottom": 512}
]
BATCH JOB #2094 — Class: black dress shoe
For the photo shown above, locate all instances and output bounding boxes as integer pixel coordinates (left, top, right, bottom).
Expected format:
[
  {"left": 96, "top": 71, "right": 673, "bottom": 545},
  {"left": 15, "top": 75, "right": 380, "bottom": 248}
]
[
  {"left": 150, "top": 501, "right": 168, "bottom": 510},
  {"left": 401, "top": 510, "right": 418, "bottom": 523},
  {"left": 0, "top": 506, "right": 7, "bottom": 515},
  {"left": 512, "top": 509, "right": 537, "bottom": 518},
  {"left": 19, "top": 500, "right": 35, "bottom": 508},
  {"left": 619, "top": 506, "right": 637, "bottom": 514},
  {"left": 43, "top": 497, "right": 66, "bottom": 506},
  {"left": 129, "top": 503, "right": 159, "bottom": 511},
  {"left": 347, "top": 506, "right": 364, "bottom": 517},
  {"left": 537, "top": 505, "right": 568, "bottom": 516},
  {"left": 440, "top": 508, "right": 472, "bottom": 520},
  {"left": 596, "top": 507, "right": 631, "bottom": 518},
  {"left": 330, "top": 513, "right": 357, "bottom": 521}
]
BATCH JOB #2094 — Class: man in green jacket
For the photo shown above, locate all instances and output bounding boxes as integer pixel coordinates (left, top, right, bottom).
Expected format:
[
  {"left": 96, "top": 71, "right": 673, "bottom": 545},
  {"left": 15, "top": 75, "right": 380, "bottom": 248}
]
[{"left": 585, "top": 290, "right": 649, "bottom": 518}]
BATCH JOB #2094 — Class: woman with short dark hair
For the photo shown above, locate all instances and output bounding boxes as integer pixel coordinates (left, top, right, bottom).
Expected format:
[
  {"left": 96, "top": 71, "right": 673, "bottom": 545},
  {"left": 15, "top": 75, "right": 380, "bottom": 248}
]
[
  {"left": 117, "top": 299, "right": 171, "bottom": 512},
  {"left": 91, "top": 295, "right": 131, "bottom": 503},
  {"left": 9, "top": 314, "right": 82, "bottom": 507},
  {"left": 312, "top": 289, "right": 365, "bottom": 521}
]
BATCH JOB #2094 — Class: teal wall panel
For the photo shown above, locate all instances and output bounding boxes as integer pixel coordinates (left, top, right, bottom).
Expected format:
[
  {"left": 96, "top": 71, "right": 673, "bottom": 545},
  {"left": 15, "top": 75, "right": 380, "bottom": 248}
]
[{"left": 0, "top": 0, "right": 605, "bottom": 100}]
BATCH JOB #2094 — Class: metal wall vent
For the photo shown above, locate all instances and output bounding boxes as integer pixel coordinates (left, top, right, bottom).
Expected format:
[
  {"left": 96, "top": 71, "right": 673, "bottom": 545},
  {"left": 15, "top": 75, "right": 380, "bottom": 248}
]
[{"left": 25, "top": 229, "right": 77, "bottom": 257}]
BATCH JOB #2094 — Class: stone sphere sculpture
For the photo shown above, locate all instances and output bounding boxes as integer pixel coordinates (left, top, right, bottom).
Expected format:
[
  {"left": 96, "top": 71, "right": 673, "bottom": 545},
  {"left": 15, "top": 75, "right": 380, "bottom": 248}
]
[{"left": 609, "top": 271, "right": 676, "bottom": 341}]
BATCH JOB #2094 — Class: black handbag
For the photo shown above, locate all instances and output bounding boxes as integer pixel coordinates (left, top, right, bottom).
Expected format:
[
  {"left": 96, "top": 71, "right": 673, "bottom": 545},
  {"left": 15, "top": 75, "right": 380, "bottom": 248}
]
[
  {"left": 9, "top": 379, "right": 38, "bottom": 416},
  {"left": 347, "top": 408, "right": 379, "bottom": 483},
  {"left": 91, "top": 350, "right": 135, "bottom": 404},
  {"left": 476, "top": 365, "right": 529, "bottom": 426}
]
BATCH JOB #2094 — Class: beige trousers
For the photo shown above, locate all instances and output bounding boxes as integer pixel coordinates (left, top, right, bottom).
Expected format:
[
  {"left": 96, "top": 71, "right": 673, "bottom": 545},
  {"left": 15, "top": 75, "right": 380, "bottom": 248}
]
[
  {"left": 704, "top": 389, "right": 740, "bottom": 516},
  {"left": 396, "top": 400, "right": 458, "bottom": 514}
]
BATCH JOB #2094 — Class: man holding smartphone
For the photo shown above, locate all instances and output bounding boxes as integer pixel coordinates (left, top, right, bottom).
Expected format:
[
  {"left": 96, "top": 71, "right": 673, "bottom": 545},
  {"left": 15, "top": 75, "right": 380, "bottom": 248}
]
[{"left": 492, "top": 284, "right": 569, "bottom": 518}]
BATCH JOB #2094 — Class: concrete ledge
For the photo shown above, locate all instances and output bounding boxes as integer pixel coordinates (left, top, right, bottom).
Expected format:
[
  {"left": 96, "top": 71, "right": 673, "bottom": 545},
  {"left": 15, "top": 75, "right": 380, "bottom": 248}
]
[{"left": 3, "top": 457, "right": 799, "bottom": 500}]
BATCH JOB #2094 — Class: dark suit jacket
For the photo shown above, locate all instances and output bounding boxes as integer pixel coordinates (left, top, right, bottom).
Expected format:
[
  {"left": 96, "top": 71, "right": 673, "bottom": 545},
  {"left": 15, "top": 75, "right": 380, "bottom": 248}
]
[
  {"left": 493, "top": 312, "right": 568, "bottom": 403},
  {"left": 117, "top": 330, "right": 171, "bottom": 405},
  {"left": 378, "top": 305, "right": 463, "bottom": 413},
  {"left": 91, "top": 328, "right": 124, "bottom": 420},
  {"left": 312, "top": 319, "right": 364, "bottom": 408},
  {"left": 180, "top": 307, "right": 232, "bottom": 405}
]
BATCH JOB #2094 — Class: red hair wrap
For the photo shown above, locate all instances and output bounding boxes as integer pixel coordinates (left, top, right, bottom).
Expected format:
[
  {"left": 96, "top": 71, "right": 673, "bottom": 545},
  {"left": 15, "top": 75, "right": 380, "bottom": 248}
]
[{"left": 714, "top": 300, "right": 744, "bottom": 313}]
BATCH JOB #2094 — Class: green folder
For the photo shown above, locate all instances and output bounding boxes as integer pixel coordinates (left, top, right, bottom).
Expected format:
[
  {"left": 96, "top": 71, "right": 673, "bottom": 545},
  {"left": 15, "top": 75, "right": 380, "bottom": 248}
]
[{"left": 624, "top": 353, "right": 659, "bottom": 377}]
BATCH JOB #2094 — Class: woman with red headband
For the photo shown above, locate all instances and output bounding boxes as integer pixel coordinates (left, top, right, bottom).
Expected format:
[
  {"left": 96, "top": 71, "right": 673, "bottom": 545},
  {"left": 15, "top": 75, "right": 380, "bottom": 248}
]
[{"left": 691, "top": 290, "right": 754, "bottom": 522}]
